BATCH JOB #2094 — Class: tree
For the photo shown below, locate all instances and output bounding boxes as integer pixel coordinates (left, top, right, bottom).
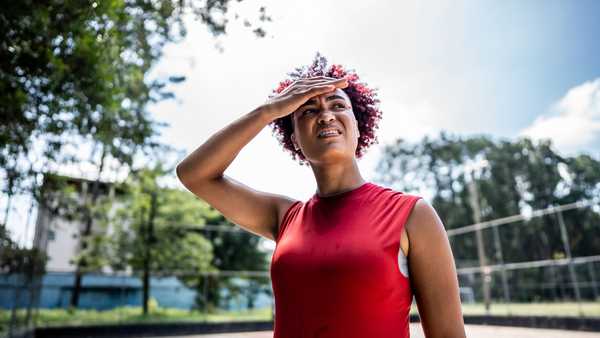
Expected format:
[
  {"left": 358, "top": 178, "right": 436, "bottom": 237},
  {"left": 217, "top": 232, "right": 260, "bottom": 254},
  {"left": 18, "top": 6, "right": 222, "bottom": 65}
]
[
  {"left": 376, "top": 133, "right": 600, "bottom": 301},
  {"left": 197, "top": 213, "right": 271, "bottom": 312},
  {"left": 107, "top": 167, "right": 216, "bottom": 313},
  {"left": 109, "top": 167, "right": 271, "bottom": 312},
  {"left": 0, "top": 224, "right": 46, "bottom": 336},
  {"left": 1, "top": 0, "right": 271, "bottom": 176},
  {"left": 1, "top": 0, "right": 270, "bottom": 307},
  {"left": 0, "top": 224, "right": 46, "bottom": 277}
]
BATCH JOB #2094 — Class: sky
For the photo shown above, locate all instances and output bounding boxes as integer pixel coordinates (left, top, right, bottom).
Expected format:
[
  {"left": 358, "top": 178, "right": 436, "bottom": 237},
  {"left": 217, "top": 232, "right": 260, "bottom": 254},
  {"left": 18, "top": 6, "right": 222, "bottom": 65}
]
[
  {"left": 5, "top": 0, "right": 600, "bottom": 246},
  {"left": 150, "top": 0, "right": 600, "bottom": 199}
]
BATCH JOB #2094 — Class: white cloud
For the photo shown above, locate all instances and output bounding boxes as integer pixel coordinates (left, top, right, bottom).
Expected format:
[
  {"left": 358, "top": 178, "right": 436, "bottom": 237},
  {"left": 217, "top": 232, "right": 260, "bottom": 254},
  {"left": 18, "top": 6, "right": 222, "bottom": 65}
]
[
  {"left": 520, "top": 78, "right": 600, "bottom": 154},
  {"left": 145, "top": 0, "right": 453, "bottom": 202}
]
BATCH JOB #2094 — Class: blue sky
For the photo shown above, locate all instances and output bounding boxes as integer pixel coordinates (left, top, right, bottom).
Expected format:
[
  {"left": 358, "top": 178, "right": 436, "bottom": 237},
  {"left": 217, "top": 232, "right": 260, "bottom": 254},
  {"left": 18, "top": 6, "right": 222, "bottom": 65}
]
[
  {"left": 455, "top": 1, "right": 600, "bottom": 137},
  {"left": 5, "top": 0, "right": 600, "bottom": 245},
  {"left": 148, "top": 0, "right": 600, "bottom": 198}
]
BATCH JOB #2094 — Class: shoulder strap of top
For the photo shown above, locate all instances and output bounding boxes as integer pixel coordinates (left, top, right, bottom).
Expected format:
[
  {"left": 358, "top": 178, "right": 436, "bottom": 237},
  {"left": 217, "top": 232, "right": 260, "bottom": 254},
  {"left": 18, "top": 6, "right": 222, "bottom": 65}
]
[
  {"left": 276, "top": 200, "right": 302, "bottom": 243},
  {"left": 396, "top": 194, "right": 423, "bottom": 233}
]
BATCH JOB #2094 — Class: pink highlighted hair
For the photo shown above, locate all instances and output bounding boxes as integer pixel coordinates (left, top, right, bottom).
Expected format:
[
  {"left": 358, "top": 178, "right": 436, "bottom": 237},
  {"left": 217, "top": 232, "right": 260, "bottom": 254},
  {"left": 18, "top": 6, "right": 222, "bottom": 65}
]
[{"left": 269, "top": 53, "right": 382, "bottom": 164}]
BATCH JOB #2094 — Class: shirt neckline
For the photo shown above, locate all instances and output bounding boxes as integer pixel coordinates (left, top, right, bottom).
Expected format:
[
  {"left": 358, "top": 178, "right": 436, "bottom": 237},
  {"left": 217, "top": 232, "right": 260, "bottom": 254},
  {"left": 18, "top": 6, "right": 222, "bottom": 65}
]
[{"left": 311, "top": 182, "right": 372, "bottom": 202}]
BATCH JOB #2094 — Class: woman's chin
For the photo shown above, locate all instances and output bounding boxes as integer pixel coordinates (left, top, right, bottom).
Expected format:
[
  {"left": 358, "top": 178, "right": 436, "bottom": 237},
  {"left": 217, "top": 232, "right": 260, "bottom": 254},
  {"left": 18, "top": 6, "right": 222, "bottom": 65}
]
[{"left": 306, "top": 148, "right": 355, "bottom": 165}]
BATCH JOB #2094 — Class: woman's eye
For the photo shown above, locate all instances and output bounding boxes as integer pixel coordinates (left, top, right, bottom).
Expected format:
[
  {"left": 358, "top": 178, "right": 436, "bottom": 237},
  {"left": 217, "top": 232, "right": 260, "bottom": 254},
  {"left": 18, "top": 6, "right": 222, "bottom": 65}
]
[
  {"left": 303, "top": 109, "right": 317, "bottom": 115},
  {"left": 333, "top": 103, "right": 346, "bottom": 109}
]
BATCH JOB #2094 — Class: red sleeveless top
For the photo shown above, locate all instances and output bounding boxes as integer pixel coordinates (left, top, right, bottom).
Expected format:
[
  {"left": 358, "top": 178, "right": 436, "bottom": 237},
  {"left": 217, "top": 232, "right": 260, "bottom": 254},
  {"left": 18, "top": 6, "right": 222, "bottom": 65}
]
[{"left": 270, "top": 182, "right": 422, "bottom": 338}]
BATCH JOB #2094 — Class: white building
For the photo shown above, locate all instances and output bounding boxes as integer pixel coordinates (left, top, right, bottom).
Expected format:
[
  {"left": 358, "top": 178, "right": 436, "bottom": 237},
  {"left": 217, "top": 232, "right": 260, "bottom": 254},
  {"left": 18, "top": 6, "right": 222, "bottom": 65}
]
[{"left": 33, "top": 174, "right": 119, "bottom": 273}]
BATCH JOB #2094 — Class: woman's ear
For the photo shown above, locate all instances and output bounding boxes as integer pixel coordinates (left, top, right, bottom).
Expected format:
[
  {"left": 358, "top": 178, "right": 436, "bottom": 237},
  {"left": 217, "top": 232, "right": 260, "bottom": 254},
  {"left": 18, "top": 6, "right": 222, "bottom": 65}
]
[{"left": 291, "top": 133, "right": 300, "bottom": 151}]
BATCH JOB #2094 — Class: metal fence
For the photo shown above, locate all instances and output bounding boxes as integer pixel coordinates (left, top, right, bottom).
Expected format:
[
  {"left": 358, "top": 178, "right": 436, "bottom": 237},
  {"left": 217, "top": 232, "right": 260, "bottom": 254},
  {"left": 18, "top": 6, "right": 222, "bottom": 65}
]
[
  {"left": 0, "top": 270, "right": 274, "bottom": 338},
  {"left": 2, "top": 199, "right": 600, "bottom": 337},
  {"left": 449, "top": 199, "right": 600, "bottom": 316}
]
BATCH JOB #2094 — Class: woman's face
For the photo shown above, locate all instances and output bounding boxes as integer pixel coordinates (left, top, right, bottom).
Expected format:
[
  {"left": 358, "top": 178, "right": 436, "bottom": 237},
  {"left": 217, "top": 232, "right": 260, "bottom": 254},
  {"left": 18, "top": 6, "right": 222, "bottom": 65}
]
[{"left": 291, "top": 88, "right": 360, "bottom": 165}]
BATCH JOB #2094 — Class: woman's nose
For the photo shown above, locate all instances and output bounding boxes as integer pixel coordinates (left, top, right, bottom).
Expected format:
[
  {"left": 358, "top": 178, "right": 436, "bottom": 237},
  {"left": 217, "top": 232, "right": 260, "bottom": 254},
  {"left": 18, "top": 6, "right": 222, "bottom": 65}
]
[{"left": 317, "top": 110, "right": 335, "bottom": 125}]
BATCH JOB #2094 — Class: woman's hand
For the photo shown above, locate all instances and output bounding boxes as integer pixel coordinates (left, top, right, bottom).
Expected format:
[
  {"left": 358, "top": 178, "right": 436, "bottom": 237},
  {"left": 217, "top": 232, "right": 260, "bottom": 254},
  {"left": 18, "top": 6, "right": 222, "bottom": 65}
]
[{"left": 261, "top": 76, "right": 348, "bottom": 120}]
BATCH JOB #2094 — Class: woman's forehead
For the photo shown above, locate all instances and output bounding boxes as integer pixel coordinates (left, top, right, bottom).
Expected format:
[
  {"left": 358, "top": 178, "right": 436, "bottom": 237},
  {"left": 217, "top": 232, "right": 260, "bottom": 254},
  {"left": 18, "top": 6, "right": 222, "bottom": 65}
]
[
  {"left": 292, "top": 88, "right": 353, "bottom": 122},
  {"left": 311, "top": 88, "right": 351, "bottom": 103},
  {"left": 293, "top": 89, "right": 351, "bottom": 118}
]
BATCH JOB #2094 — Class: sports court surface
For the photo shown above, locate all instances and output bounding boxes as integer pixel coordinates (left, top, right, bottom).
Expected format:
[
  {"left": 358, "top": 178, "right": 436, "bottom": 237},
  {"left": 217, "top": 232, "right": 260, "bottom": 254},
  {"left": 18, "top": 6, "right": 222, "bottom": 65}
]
[{"left": 155, "top": 323, "right": 600, "bottom": 338}]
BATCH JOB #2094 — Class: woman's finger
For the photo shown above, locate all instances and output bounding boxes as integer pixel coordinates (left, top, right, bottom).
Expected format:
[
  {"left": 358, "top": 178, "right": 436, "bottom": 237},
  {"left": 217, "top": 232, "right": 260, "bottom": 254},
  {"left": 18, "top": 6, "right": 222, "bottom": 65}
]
[
  {"left": 300, "top": 78, "right": 348, "bottom": 91},
  {"left": 278, "top": 78, "right": 348, "bottom": 105},
  {"left": 301, "top": 84, "right": 337, "bottom": 98},
  {"left": 295, "top": 76, "right": 346, "bottom": 86},
  {"left": 298, "top": 76, "right": 335, "bottom": 83},
  {"left": 295, "top": 79, "right": 347, "bottom": 99},
  {"left": 311, "top": 78, "right": 348, "bottom": 90}
]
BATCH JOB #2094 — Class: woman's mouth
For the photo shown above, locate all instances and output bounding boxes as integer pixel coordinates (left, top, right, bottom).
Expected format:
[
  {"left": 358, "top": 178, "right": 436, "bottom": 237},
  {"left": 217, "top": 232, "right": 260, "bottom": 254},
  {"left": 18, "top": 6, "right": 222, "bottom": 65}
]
[{"left": 317, "top": 128, "right": 342, "bottom": 138}]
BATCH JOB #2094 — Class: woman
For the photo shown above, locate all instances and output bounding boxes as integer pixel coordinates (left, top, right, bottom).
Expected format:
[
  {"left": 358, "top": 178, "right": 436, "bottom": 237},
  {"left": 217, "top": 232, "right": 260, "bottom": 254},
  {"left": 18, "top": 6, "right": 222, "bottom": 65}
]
[{"left": 177, "top": 54, "right": 465, "bottom": 338}]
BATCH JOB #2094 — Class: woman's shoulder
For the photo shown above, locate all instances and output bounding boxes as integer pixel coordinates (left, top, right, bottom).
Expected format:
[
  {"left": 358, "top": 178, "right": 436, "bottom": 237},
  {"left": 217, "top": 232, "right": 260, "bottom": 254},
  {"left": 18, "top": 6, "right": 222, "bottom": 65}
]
[
  {"left": 404, "top": 198, "right": 444, "bottom": 236},
  {"left": 274, "top": 198, "right": 304, "bottom": 241},
  {"left": 277, "top": 198, "right": 303, "bottom": 224},
  {"left": 365, "top": 182, "right": 423, "bottom": 203}
]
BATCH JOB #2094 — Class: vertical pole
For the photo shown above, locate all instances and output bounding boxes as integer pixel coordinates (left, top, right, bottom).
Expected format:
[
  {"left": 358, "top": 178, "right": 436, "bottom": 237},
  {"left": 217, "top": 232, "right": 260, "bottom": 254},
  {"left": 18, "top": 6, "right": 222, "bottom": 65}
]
[
  {"left": 468, "top": 180, "right": 491, "bottom": 313},
  {"left": 25, "top": 276, "right": 34, "bottom": 332},
  {"left": 554, "top": 262, "right": 566, "bottom": 300},
  {"left": 120, "top": 274, "right": 126, "bottom": 323},
  {"left": 271, "top": 288, "right": 275, "bottom": 321},
  {"left": 24, "top": 255, "right": 41, "bottom": 333},
  {"left": 30, "top": 269, "right": 42, "bottom": 337},
  {"left": 24, "top": 197, "right": 35, "bottom": 248},
  {"left": 8, "top": 274, "right": 22, "bottom": 338},
  {"left": 142, "top": 192, "right": 157, "bottom": 315},
  {"left": 587, "top": 262, "right": 599, "bottom": 300},
  {"left": 556, "top": 210, "right": 583, "bottom": 317},
  {"left": 4, "top": 193, "right": 12, "bottom": 226},
  {"left": 203, "top": 274, "right": 209, "bottom": 320},
  {"left": 141, "top": 206, "right": 148, "bottom": 315},
  {"left": 492, "top": 225, "right": 511, "bottom": 314}
]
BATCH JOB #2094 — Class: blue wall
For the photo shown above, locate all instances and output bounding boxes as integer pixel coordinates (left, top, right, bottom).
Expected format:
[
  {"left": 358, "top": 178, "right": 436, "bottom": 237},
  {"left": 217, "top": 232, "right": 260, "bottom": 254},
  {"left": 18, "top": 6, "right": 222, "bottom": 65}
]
[{"left": 0, "top": 272, "right": 197, "bottom": 310}]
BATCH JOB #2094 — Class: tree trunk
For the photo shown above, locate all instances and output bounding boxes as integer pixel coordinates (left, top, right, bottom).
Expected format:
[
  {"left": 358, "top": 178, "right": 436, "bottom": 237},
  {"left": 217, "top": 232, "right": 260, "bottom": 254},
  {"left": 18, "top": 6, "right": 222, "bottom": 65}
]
[
  {"left": 70, "top": 146, "right": 107, "bottom": 308},
  {"left": 143, "top": 192, "right": 157, "bottom": 315},
  {"left": 3, "top": 193, "right": 12, "bottom": 226}
]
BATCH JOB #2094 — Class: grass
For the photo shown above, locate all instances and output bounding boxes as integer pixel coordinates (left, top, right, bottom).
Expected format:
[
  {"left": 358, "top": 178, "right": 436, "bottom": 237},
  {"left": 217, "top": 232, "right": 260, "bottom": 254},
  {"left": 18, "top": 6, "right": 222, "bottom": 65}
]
[
  {"left": 32, "top": 306, "right": 271, "bottom": 327},
  {"left": 2, "top": 302, "right": 599, "bottom": 334},
  {"left": 409, "top": 302, "right": 600, "bottom": 317},
  {"left": 459, "top": 302, "right": 600, "bottom": 317},
  {"left": 0, "top": 306, "right": 272, "bottom": 334}
]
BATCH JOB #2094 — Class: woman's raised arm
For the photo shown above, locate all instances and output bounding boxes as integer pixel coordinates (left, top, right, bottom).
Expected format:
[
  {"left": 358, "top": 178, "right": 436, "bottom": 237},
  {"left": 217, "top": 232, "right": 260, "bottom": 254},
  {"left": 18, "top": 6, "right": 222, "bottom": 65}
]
[{"left": 176, "top": 77, "right": 347, "bottom": 240}]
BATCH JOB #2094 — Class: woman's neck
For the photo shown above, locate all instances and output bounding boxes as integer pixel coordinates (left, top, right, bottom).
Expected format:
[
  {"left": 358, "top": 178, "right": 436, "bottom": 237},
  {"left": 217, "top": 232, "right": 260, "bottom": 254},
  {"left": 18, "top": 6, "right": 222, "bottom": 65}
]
[{"left": 310, "top": 158, "right": 365, "bottom": 197}]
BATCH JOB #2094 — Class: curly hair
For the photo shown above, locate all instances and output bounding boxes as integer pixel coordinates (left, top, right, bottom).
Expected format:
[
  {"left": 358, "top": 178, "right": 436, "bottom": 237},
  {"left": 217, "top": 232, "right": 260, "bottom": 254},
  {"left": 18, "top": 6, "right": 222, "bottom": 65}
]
[{"left": 269, "top": 53, "right": 382, "bottom": 164}]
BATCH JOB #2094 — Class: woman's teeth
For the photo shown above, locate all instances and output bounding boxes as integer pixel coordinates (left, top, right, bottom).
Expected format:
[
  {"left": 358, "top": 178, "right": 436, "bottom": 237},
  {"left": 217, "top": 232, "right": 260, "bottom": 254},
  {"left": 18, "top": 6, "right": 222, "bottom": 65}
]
[{"left": 318, "top": 130, "right": 341, "bottom": 138}]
